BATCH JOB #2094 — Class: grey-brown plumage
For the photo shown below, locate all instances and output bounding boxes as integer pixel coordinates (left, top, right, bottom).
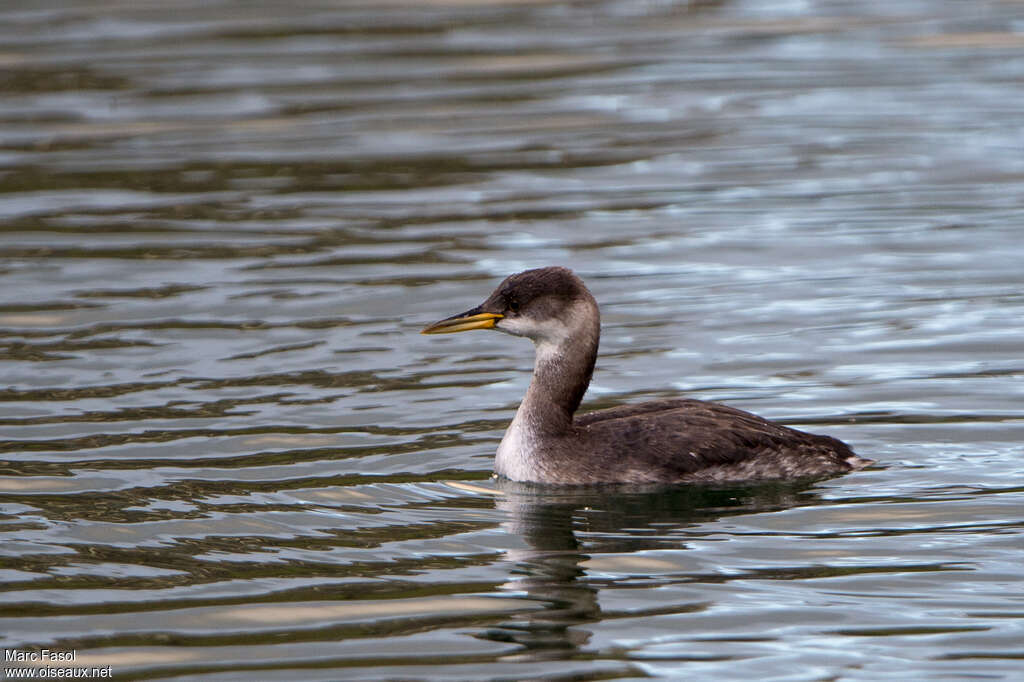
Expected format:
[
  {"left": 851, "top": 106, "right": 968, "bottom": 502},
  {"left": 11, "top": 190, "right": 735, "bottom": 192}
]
[{"left": 422, "top": 266, "right": 872, "bottom": 485}]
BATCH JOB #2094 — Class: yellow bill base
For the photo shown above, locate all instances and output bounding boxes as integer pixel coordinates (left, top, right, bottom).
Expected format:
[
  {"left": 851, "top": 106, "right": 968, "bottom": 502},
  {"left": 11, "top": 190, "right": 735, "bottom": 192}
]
[{"left": 421, "top": 312, "right": 503, "bottom": 334}]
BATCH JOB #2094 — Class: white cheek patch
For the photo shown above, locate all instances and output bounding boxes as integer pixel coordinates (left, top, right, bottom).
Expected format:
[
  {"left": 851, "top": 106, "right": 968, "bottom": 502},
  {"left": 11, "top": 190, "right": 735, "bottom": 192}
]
[
  {"left": 496, "top": 310, "right": 577, "bottom": 346},
  {"left": 495, "top": 316, "right": 533, "bottom": 337}
]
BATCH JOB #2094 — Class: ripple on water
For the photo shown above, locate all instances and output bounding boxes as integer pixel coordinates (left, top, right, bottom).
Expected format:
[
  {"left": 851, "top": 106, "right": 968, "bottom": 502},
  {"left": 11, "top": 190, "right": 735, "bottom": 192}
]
[{"left": 2, "top": 0, "right": 1024, "bottom": 679}]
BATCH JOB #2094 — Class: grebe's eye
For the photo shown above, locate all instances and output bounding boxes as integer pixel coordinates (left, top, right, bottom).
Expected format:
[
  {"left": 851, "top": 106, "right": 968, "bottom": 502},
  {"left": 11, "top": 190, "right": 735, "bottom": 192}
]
[{"left": 508, "top": 298, "right": 519, "bottom": 313}]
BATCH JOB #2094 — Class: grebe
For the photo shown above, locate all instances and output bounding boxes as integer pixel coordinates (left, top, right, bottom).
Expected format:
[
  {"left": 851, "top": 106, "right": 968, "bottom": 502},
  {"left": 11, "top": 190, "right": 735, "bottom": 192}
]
[{"left": 421, "top": 266, "right": 870, "bottom": 485}]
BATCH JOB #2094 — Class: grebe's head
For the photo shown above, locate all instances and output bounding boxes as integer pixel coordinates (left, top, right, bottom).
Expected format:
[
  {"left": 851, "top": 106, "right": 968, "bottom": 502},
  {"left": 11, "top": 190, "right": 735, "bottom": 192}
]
[{"left": 421, "top": 266, "right": 597, "bottom": 345}]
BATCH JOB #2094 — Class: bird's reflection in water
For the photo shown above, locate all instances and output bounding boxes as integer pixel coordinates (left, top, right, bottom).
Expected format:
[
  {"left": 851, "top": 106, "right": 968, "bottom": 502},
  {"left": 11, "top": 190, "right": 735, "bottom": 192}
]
[{"left": 483, "top": 479, "right": 821, "bottom": 659}]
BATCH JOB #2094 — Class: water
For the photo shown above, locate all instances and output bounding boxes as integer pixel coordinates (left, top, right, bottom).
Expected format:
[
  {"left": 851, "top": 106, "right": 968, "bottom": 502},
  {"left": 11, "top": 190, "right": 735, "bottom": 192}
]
[{"left": 1, "top": 0, "right": 1023, "bottom": 679}]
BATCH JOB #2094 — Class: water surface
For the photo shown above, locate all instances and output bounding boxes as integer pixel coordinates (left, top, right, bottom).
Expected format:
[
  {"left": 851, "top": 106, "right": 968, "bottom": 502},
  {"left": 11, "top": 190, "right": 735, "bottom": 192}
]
[{"left": 1, "top": 0, "right": 1023, "bottom": 679}]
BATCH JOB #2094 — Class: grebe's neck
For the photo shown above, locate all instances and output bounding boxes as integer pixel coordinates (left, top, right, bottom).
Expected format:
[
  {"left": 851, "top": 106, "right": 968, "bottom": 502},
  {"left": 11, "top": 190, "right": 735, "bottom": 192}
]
[
  {"left": 495, "top": 297, "right": 599, "bottom": 480},
  {"left": 522, "top": 326, "right": 599, "bottom": 429}
]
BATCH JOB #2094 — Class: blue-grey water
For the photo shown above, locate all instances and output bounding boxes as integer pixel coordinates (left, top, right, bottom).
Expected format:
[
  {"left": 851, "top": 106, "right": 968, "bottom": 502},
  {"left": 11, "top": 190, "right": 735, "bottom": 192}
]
[{"left": 1, "top": 1, "right": 1023, "bottom": 680}]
